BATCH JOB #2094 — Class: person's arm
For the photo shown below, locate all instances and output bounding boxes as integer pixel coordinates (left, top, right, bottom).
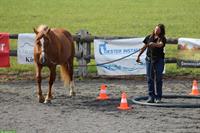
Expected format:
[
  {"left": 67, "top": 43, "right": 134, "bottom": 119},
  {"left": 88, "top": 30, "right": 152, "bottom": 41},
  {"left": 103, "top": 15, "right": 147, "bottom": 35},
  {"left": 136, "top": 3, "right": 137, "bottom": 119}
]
[
  {"left": 148, "top": 41, "right": 164, "bottom": 48},
  {"left": 136, "top": 43, "right": 148, "bottom": 63},
  {"left": 148, "top": 38, "right": 166, "bottom": 48}
]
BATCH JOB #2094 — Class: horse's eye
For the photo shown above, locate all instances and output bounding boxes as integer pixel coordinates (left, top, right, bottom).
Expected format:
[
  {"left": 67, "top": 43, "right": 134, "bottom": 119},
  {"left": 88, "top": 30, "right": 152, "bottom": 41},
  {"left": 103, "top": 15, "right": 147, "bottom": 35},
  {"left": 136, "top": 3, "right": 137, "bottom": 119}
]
[{"left": 36, "top": 40, "right": 41, "bottom": 46}]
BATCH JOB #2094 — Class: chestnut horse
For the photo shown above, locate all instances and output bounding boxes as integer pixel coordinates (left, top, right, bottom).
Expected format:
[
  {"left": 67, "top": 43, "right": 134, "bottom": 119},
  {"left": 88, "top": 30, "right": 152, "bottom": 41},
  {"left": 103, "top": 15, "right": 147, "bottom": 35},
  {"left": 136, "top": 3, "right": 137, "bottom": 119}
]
[{"left": 33, "top": 25, "right": 75, "bottom": 103}]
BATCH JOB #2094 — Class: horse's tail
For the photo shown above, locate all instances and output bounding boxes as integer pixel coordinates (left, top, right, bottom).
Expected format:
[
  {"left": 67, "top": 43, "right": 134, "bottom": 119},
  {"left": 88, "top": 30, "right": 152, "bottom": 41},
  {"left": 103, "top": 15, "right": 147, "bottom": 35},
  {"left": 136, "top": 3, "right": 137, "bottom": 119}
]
[{"left": 60, "top": 64, "right": 70, "bottom": 87}]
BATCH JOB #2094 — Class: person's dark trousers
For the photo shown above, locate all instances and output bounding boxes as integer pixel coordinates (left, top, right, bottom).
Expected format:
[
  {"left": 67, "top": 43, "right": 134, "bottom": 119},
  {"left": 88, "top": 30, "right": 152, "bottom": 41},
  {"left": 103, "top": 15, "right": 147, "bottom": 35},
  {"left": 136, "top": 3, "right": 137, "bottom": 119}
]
[{"left": 146, "top": 57, "right": 164, "bottom": 100}]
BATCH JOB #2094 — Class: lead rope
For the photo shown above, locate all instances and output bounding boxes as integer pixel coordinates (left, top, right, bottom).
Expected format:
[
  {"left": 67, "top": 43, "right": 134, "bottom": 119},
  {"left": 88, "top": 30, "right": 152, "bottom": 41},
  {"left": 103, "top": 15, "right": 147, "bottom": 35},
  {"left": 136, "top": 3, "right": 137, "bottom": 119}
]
[{"left": 75, "top": 48, "right": 141, "bottom": 67}]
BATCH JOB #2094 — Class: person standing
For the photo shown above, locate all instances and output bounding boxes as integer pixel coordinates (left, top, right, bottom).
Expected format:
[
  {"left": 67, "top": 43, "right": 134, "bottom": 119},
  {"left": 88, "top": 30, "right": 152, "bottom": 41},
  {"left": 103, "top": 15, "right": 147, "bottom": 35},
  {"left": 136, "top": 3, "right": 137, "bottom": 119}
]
[{"left": 136, "top": 24, "right": 166, "bottom": 103}]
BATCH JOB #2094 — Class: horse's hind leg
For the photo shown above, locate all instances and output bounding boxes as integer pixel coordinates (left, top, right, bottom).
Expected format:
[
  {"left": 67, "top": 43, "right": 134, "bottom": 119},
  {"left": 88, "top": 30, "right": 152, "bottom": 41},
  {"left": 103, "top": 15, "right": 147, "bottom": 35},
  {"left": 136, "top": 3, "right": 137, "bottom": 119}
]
[
  {"left": 69, "top": 80, "right": 75, "bottom": 96},
  {"left": 68, "top": 59, "right": 76, "bottom": 96},
  {"left": 45, "top": 65, "right": 56, "bottom": 103},
  {"left": 36, "top": 64, "right": 45, "bottom": 103}
]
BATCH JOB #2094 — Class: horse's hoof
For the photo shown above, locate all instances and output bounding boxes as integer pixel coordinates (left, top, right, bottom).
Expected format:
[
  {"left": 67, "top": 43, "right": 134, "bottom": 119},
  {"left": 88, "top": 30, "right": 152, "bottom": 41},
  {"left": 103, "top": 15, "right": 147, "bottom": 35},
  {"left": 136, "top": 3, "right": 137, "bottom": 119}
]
[
  {"left": 38, "top": 96, "right": 45, "bottom": 103},
  {"left": 49, "top": 95, "right": 54, "bottom": 99},
  {"left": 39, "top": 99, "right": 45, "bottom": 103},
  {"left": 70, "top": 92, "right": 76, "bottom": 97},
  {"left": 44, "top": 99, "right": 52, "bottom": 104}
]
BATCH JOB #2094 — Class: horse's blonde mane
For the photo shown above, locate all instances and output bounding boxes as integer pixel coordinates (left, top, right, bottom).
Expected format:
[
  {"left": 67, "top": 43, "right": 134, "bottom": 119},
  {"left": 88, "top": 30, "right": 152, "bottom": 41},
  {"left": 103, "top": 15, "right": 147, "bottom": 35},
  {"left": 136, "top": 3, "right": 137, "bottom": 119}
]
[{"left": 37, "top": 24, "right": 48, "bottom": 32}]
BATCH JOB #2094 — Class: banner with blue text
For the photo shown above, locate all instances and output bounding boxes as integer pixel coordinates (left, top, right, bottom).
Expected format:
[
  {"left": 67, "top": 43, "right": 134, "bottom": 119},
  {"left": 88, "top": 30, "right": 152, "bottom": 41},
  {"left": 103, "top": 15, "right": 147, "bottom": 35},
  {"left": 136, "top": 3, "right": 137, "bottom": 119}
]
[{"left": 94, "top": 38, "right": 146, "bottom": 75}]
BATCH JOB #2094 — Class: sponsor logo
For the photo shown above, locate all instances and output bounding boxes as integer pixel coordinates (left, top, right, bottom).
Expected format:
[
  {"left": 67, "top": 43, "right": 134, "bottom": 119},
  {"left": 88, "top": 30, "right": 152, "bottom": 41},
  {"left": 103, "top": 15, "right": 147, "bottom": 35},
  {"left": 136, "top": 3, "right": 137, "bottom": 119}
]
[
  {"left": 99, "top": 42, "right": 139, "bottom": 55},
  {"left": 26, "top": 57, "right": 34, "bottom": 62}
]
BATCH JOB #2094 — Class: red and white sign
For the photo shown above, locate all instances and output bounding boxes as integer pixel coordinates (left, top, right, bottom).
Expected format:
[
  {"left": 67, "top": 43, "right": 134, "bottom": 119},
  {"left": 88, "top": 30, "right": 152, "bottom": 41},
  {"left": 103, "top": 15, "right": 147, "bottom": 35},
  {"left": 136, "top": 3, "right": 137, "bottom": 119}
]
[{"left": 0, "top": 33, "right": 10, "bottom": 67}]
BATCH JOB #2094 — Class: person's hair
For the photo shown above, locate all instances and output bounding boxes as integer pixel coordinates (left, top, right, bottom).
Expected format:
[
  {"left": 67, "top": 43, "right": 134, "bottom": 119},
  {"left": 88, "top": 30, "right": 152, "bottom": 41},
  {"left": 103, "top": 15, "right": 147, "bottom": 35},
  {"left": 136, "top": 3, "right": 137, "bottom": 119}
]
[{"left": 151, "top": 24, "right": 165, "bottom": 38}]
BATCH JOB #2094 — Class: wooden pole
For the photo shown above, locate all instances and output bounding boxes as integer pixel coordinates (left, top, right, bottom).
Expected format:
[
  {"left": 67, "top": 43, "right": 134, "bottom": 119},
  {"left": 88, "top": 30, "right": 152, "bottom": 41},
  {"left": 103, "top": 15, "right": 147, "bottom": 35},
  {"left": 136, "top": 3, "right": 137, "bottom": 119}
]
[{"left": 75, "top": 30, "right": 91, "bottom": 77}]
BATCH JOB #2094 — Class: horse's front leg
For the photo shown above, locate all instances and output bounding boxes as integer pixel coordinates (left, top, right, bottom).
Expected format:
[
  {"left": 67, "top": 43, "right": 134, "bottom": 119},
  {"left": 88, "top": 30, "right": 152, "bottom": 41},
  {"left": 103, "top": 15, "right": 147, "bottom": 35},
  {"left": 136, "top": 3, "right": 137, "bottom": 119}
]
[
  {"left": 36, "top": 64, "right": 45, "bottom": 103},
  {"left": 44, "top": 65, "right": 56, "bottom": 103}
]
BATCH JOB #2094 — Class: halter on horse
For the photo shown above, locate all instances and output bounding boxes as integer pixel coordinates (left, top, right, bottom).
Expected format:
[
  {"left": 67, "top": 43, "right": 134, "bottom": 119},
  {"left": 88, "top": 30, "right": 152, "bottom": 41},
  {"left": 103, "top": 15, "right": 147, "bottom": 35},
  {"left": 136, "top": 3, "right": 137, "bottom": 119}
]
[{"left": 33, "top": 25, "right": 75, "bottom": 103}]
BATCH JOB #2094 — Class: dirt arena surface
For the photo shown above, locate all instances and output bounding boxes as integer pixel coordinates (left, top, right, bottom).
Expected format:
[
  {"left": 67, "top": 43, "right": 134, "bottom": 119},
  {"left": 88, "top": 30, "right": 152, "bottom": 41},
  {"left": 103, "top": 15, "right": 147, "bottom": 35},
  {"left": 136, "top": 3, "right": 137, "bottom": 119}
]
[{"left": 0, "top": 77, "right": 200, "bottom": 133}]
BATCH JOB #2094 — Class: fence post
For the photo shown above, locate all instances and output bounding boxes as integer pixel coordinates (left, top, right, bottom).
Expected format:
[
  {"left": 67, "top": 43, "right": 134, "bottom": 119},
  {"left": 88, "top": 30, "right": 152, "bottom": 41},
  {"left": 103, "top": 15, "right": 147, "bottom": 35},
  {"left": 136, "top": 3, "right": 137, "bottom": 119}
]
[{"left": 75, "top": 30, "right": 91, "bottom": 77}]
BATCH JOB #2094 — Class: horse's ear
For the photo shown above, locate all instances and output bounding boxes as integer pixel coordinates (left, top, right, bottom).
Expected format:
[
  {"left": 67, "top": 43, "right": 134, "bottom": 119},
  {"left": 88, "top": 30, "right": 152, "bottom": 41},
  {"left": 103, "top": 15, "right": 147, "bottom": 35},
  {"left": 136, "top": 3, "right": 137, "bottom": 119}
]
[
  {"left": 33, "top": 28, "right": 38, "bottom": 34},
  {"left": 44, "top": 27, "right": 51, "bottom": 36}
]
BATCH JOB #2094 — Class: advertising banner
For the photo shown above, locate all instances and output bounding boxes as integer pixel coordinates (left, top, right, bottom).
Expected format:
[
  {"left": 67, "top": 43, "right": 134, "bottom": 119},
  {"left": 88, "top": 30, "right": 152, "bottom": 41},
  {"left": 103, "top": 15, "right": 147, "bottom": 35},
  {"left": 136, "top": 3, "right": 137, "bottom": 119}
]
[
  {"left": 17, "top": 33, "right": 35, "bottom": 64},
  {"left": 94, "top": 38, "right": 146, "bottom": 75},
  {"left": 177, "top": 38, "right": 200, "bottom": 68},
  {"left": 0, "top": 33, "right": 10, "bottom": 67}
]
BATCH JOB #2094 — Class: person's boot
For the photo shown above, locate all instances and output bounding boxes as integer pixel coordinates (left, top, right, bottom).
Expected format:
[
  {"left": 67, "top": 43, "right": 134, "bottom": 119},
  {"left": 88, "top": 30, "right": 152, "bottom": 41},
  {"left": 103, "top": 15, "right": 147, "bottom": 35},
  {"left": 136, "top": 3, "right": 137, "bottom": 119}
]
[
  {"left": 155, "top": 99, "right": 162, "bottom": 103},
  {"left": 146, "top": 98, "right": 154, "bottom": 103}
]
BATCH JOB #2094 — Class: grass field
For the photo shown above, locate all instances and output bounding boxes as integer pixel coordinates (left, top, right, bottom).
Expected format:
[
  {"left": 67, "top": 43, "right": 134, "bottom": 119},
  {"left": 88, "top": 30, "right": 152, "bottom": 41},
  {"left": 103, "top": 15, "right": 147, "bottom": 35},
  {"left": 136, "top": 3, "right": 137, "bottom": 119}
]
[{"left": 0, "top": 0, "right": 200, "bottom": 76}]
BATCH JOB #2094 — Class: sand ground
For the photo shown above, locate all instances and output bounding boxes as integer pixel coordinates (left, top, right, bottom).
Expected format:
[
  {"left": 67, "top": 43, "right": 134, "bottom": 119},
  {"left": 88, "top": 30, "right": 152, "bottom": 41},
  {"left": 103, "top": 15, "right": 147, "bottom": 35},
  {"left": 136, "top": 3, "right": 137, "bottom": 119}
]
[{"left": 0, "top": 78, "right": 200, "bottom": 133}]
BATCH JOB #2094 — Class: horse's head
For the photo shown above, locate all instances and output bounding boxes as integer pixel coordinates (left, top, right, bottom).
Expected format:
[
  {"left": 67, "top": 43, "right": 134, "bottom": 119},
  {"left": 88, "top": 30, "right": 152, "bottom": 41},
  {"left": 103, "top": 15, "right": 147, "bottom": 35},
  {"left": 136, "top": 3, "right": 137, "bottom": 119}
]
[
  {"left": 33, "top": 25, "right": 51, "bottom": 65},
  {"left": 34, "top": 25, "right": 51, "bottom": 49}
]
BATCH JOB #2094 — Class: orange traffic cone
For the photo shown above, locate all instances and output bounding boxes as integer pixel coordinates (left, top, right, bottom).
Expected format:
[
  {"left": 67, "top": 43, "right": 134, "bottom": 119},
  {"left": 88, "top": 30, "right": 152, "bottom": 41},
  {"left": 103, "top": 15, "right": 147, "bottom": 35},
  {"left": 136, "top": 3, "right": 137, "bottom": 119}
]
[
  {"left": 97, "top": 84, "right": 109, "bottom": 100},
  {"left": 118, "top": 92, "right": 131, "bottom": 110},
  {"left": 189, "top": 80, "right": 200, "bottom": 96}
]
